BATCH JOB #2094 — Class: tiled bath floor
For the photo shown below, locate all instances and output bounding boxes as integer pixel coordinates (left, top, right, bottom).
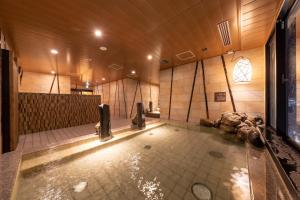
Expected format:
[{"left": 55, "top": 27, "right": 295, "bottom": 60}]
[{"left": 17, "top": 125, "right": 250, "bottom": 200}]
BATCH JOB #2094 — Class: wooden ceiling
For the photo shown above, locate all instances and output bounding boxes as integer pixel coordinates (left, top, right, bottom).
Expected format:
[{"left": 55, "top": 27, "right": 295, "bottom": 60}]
[{"left": 0, "top": 0, "right": 283, "bottom": 85}]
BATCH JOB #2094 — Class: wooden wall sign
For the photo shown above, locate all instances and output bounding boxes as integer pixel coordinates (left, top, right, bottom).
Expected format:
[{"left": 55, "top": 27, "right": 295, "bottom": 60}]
[{"left": 214, "top": 92, "right": 226, "bottom": 102}]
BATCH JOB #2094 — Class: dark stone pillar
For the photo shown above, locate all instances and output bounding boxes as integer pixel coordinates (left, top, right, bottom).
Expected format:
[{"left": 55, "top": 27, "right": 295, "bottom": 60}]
[
  {"left": 98, "top": 104, "right": 112, "bottom": 141},
  {"left": 131, "top": 102, "right": 146, "bottom": 129},
  {"left": 149, "top": 101, "right": 153, "bottom": 112},
  {"left": 137, "top": 102, "right": 145, "bottom": 129},
  {"left": 1, "top": 49, "right": 18, "bottom": 153}
]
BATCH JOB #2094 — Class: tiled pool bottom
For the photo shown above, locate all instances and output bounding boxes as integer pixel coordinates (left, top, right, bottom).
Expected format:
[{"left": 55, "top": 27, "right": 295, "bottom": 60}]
[{"left": 16, "top": 125, "right": 250, "bottom": 200}]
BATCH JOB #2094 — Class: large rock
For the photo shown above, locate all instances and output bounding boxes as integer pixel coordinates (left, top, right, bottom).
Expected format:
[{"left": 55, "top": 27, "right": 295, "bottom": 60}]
[
  {"left": 248, "top": 128, "right": 265, "bottom": 148},
  {"left": 221, "top": 113, "right": 242, "bottom": 127},
  {"left": 236, "top": 122, "right": 248, "bottom": 129},
  {"left": 237, "top": 130, "right": 247, "bottom": 141},
  {"left": 237, "top": 126, "right": 255, "bottom": 141},
  {"left": 254, "top": 115, "right": 264, "bottom": 125},
  {"left": 220, "top": 124, "right": 236, "bottom": 133},
  {"left": 200, "top": 118, "right": 214, "bottom": 127},
  {"left": 244, "top": 119, "right": 254, "bottom": 127},
  {"left": 213, "top": 119, "right": 221, "bottom": 128},
  {"left": 247, "top": 116, "right": 257, "bottom": 126},
  {"left": 257, "top": 124, "right": 265, "bottom": 132},
  {"left": 236, "top": 112, "right": 248, "bottom": 122}
]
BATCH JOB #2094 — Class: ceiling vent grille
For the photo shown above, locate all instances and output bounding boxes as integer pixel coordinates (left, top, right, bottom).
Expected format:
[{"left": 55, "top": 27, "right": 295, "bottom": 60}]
[
  {"left": 108, "top": 64, "right": 123, "bottom": 70},
  {"left": 217, "top": 21, "right": 232, "bottom": 46},
  {"left": 176, "top": 50, "right": 196, "bottom": 61}
]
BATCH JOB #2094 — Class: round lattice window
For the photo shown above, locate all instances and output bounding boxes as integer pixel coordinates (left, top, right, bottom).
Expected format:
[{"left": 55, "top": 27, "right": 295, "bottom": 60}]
[{"left": 233, "top": 58, "right": 252, "bottom": 83}]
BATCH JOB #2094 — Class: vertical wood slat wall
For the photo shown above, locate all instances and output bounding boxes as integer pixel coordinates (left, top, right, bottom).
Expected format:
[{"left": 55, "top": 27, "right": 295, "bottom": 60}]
[
  {"left": 159, "top": 47, "right": 265, "bottom": 122},
  {"left": 94, "top": 78, "right": 159, "bottom": 119}
]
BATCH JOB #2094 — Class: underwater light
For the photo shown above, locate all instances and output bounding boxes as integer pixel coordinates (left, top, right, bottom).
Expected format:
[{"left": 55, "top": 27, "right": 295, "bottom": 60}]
[{"left": 233, "top": 58, "right": 252, "bottom": 83}]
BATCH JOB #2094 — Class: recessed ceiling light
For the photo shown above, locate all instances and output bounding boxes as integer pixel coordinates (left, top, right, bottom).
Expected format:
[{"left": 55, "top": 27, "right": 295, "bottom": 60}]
[
  {"left": 99, "top": 46, "right": 107, "bottom": 51},
  {"left": 51, "top": 70, "right": 55, "bottom": 74},
  {"left": 147, "top": 54, "right": 153, "bottom": 60},
  {"left": 102, "top": 77, "right": 106, "bottom": 81},
  {"left": 131, "top": 70, "right": 136, "bottom": 74},
  {"left": 94, "top": 29, "right": 102, "bottom": 37},
  {"left": 50, "top": 49, "right": 58, "bottom": 55}
]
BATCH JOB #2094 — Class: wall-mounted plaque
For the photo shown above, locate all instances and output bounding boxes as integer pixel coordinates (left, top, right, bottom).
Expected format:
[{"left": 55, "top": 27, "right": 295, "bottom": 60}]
[{"left": 214, "top": 92, "right": 226, "bottom": 102}]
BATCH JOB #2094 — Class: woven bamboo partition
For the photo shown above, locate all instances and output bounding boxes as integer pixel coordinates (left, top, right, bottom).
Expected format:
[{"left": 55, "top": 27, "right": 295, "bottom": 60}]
[{"left": 18, "top": 93, "right": 101, "bottom": 134}]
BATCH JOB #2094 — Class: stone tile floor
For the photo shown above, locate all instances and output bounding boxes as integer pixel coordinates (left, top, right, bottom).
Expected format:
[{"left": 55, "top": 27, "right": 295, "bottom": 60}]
[
  {"left": 16, "top": 125, "right": 250, "bottom": 200},
  {"left": 19, "top": 117, "right": 157, "bottom": 154}
]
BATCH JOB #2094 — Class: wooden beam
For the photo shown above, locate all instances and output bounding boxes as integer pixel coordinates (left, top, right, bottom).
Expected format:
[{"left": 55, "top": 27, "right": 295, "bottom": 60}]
[
  {"left": 121, "top": 79, "right": 128, "bottom": 119},
  {"left": 130, "top": 80, "right": 139, "bottom": 118},
  {"left": 221, "top": 55, "right": 236, "bottom": 112},
  {"left": 168, "top": 67, "right": 174, "bottom": 120},
  {"left": 138, "top": 80, "right": 143, "bottom": 103},
  {"left": 101, "top": 81, "right": 104, "bottom": 103},
  {"left": 186, "top": 61, "right": 199, "bottom": 122},
  {"left": 201, "top": 59, "right": 209, "bottom": 119},
  {"left": 55, "top": 55, "right": 60, "bottom": 94},
  {"left": 117, "top": 80, "right": 121, "bottom": 117},
  {"left": 114, "top": 81, "right": 117, "bottom": 116},
  {"left": 108, "top": 76, "right": 111, "bottom": 104},
  {"left": 149, "top": 83, "right": 152, "bottom": 101},
  {"left": 49, "top": 74, "right": 56, "bottom": 94}
]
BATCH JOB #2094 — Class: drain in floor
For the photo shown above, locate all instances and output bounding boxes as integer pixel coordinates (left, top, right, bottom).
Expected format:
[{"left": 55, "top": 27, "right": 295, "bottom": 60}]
[
  {"left": 191, "top": 183, "right": 212, "bottom": 200},
  {"left": 149, "top": 132, "right": 154, "bottom": 135},
  {"left": 208, "top": 151, "right": 224, "bottom": 159},
  {"left": 144, "top": 145, "right": 152, "bottom": 149}
]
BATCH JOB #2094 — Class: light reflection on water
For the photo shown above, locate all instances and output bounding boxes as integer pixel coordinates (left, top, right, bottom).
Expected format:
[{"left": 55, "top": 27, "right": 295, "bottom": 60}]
[{"left": 125, "top": 153, "right": 164, "bottom": 200}]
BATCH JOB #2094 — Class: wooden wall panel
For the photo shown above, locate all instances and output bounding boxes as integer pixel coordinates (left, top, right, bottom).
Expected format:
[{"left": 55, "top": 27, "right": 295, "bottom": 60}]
[
  {"left": 205, "top": 56, "right": 233, "bottom": 120},
  {"left": 159, "top": 69, "right": 172, "bottom": 119},
  {"left": 160, "top": 46, "right": 265, "bottom": 121},
  {"left": 93, "top": 78, "right": 159, "bottom": 119},
  {"left": 225, "top": 47, "right": 265, "bottom": 118},
  {"left": 170, "top": 63, "right": 195, "bottom": 121},
  {"left": 19, "top": 72, "right": 71, "bottom": 94},
  {"left": 18, "top": 94, "right": 101, "bottom": 134},
  {"left": 189, "top": 62, "right": 207, "bottom": 122}
]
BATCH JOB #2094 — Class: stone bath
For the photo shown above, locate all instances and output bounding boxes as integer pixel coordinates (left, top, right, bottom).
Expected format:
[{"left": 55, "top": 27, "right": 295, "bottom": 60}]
[{"left": 16, "top": 125, "right": 250, "bottom": 200}]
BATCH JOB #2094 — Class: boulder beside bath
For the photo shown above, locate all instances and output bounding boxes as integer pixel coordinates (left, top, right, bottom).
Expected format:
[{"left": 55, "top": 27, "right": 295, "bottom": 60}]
[
  {"left": 221, "top": 113, "right": 242, "bottom": 127},
  {"left": 237, "top": 126, "right": 255, "bottom": 141},
  {"left": 200, "top": 118, "right": 214, "bottom": 127},
  {"left": 220, "top": 124, "right": 236, "bottom": 133},
  {"left": 248, "top": 128, "right": 265, "bottom": 148},
  {"left": 200, "top": 112, "right": 265, "bottom": 148}
]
